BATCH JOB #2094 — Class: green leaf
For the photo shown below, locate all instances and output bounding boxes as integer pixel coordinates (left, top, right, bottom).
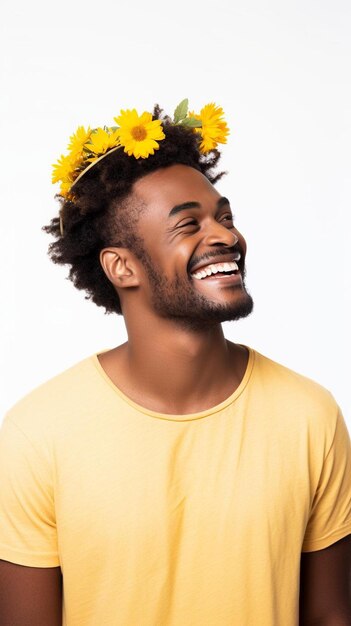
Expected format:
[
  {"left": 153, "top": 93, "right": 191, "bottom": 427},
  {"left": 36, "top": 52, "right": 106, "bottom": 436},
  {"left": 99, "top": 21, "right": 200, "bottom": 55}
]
[
  {"left": 180, "top": 117, "right": 202, "bottom": 128},
  {"left": 173, "top": 98, "right": 189, "bottom": 124}
]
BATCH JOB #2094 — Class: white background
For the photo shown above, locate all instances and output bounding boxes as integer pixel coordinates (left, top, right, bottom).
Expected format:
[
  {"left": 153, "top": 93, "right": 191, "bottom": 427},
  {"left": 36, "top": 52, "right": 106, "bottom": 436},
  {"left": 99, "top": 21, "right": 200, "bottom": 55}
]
[{"left": 0, "top": 0, "right": 350, "bottom": 423}]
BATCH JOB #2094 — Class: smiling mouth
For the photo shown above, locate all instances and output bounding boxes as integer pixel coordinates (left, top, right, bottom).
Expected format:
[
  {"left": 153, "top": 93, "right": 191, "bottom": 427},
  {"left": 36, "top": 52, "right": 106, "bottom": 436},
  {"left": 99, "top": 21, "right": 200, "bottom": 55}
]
[
  {"left": 189, "top": 250, "right": 243, "bottom": 279},
  {"left": 190, "top": 271, "right": 243, "bottom": 286},
  {"left": 190, "top": 258, "right": 243, "bottom": 279},
  {"left": 191, "top": 265, "right": 239, "bottom": 281}
]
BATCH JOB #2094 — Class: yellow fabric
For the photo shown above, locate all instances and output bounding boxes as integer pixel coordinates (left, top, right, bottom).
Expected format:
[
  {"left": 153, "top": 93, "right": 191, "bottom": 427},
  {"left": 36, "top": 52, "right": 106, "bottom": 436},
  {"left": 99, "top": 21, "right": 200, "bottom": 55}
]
[{"left": 1, "top": 345, "right": 351, "bottom": 626}]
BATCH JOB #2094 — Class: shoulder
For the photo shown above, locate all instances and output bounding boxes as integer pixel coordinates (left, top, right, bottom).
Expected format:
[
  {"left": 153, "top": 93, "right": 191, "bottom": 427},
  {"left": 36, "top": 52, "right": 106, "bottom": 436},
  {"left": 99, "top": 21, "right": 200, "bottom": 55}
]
[
  {"left": 2, "top": 353, "right": 98, "bottom": 438},
  {"left": 252, "top": 347, "right": 336, "bottom": 405},
  {"left": 250, "top": 346, "right": 340, "bottom": 432}
]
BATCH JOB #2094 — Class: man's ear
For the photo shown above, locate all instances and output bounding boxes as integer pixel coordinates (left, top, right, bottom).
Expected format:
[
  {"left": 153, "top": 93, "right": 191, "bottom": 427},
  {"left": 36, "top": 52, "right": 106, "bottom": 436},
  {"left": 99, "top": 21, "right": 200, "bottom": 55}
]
[{"left": 99, "top": 247, "right": 140, "bottom": 289}]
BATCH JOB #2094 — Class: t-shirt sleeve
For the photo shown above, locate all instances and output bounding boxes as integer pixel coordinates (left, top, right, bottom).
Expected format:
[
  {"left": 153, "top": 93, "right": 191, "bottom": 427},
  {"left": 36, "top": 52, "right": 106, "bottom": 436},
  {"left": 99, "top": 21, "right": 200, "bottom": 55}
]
[
  {"left": 0, "top": 415, "right": 60, "bottom": 567},
  {"left": 301, "top": 405, "right": 351, "bottom": 552}
]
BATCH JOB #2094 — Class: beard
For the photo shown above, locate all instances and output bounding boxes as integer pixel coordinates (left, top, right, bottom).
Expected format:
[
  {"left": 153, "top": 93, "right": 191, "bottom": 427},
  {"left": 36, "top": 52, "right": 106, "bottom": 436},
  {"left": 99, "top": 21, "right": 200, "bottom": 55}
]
[{"left": 135, "top": 246, "right": 254, "bottom": 332}]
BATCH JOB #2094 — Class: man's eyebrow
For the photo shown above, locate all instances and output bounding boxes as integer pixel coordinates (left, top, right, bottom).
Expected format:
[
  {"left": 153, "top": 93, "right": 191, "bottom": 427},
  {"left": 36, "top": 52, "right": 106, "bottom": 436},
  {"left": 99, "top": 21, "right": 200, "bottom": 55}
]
[{"left": 167, "top": 196, "right": 230, "bottom": 219}]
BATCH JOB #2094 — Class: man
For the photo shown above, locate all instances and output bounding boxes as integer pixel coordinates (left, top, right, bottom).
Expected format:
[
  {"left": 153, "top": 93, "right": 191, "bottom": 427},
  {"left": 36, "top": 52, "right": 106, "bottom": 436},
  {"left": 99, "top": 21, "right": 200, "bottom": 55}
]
[{"left": 0, "top": 101, "right": 350, "bottom": 625}]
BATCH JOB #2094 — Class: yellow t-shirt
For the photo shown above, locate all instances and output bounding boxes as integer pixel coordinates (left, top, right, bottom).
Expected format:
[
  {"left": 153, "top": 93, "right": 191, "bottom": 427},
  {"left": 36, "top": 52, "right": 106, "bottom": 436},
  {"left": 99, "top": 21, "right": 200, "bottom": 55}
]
[{"left": 1, "top": 345, "right": 351, "bottom": 626}]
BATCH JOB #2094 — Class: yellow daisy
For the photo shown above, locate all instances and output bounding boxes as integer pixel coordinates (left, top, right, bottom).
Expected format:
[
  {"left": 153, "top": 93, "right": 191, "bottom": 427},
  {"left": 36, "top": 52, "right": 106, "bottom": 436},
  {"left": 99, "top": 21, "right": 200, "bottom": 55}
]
[
  {"left": 59, "top": 181, "right": 72, "bottom": 197},
  {"left": 189, "top": 103, "right": 229, "bottom": 153},
  {"left": 114, "top": 109, "right": 165, "bottom": 159},
  {"left": 67, "top": 126, "right": 91, "bottom": 158},
  {"left": 85, "top": 128, "right": 121, "bottom": 159},
  {"left": 52, "top": 153, "right": 80, "bottom": 184}
]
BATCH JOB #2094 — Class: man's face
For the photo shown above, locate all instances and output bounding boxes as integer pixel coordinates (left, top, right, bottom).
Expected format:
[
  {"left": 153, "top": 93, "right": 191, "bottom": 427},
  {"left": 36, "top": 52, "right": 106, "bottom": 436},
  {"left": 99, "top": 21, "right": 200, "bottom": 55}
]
[{"left": 129, "top": 164, "right": 254, "bottom": 331}]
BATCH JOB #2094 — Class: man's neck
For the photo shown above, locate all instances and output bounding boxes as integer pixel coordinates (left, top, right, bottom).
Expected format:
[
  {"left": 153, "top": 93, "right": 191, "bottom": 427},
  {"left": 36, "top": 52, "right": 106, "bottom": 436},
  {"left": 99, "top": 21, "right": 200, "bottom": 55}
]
[{"left": 98, "top": 316, "right": 248, "bottom": 415}]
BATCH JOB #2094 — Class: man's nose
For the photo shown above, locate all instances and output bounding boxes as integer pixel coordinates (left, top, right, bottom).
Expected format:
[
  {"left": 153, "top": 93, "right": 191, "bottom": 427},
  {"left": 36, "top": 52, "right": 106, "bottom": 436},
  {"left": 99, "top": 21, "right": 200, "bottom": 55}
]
[{"left": 203, "top": 219, "right": 239, "bottom": 247}]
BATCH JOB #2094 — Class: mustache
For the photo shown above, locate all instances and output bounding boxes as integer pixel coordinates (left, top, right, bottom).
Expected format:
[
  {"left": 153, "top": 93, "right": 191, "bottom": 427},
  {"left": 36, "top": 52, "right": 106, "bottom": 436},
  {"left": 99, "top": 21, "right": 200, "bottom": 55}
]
[{"left": 188, "top": 247, "right": 244, "bottom": 273}]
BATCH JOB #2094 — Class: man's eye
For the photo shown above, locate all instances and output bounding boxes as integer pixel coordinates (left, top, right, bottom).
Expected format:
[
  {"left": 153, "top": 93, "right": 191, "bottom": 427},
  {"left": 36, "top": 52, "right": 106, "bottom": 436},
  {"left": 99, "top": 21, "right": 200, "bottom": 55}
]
[{"left": 178, "top": 214, "right": 234, "bottom": 228}]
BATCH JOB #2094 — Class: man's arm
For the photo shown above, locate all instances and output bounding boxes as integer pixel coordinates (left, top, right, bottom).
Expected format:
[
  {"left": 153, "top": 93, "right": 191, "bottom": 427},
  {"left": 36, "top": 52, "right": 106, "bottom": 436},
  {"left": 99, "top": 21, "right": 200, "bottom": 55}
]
[
  {"left": 299, "top": 534, "right": 351, "bottom": 625},
  {"left": 0, "top": 560, "right": 62, "bottom": 625}
]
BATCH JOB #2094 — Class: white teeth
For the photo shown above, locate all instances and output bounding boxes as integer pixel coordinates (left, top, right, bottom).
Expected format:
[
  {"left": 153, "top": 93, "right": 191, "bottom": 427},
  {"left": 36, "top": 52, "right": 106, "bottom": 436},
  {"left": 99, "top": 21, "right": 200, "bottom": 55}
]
[{"left": 191, "top": 260, "right": 239, "bottom": 280}]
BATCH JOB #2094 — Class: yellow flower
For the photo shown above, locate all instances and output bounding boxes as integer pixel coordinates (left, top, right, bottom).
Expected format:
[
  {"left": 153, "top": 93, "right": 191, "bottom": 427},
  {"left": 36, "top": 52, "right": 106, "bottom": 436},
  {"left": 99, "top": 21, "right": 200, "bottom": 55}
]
[
  {"left": 67, "top": 126, "right": 91, "bottom": 158},
  {"left": 114, "top": 109, "right": 165, "bottom": 159},
  {"left": 59, "top": 181, "right": 72, "bottom": 197},
  {"left": 189, "top": 103, "right": 229, "bottom": 153},
  {"left": 52, "top": 153, "right": 79, "bottom": 184},
  {"left": 85, "top": 128, "right": 121, "bottom": 158}
]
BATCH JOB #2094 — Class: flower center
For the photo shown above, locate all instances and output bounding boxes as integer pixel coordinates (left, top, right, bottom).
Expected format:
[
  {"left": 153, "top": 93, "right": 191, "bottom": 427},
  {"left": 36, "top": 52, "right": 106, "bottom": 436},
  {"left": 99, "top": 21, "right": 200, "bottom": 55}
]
[{"left": 131, "top": 125, "right": 147, "bottom": 141}]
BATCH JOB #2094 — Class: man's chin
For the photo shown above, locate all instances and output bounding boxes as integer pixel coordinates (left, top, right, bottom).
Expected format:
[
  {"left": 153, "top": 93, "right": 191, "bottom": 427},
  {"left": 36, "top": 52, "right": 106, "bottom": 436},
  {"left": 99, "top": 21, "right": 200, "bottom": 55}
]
[
  {"left": 164, "top": 295, "right": 254, "bottom": 331},
  {"left": 201, "top": 297, "right": 254, "bottom": 324},
  {"left": 192, "top": 282, "right": 255, "bottom": 323}
]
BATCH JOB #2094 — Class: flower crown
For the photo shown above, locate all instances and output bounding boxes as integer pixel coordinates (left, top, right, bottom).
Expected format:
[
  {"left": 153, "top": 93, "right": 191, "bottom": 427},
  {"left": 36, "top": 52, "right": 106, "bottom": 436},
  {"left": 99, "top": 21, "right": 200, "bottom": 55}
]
[{"left": 52, "top": 99, "right": 229, "bottom": 235}]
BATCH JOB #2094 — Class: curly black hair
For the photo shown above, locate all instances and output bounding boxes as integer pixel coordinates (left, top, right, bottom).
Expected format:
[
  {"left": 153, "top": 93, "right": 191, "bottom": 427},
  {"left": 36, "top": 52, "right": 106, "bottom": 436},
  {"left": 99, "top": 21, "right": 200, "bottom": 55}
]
[{"left": 42, "top": 105, "right": 226, "bottom": 315}]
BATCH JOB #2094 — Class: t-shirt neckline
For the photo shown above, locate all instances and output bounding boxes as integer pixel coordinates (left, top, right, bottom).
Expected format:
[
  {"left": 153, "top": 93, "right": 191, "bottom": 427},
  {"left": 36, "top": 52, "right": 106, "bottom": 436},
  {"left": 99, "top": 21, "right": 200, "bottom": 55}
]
[{"left": 90, "top": 344, "right": 255, "bottom": 421}]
